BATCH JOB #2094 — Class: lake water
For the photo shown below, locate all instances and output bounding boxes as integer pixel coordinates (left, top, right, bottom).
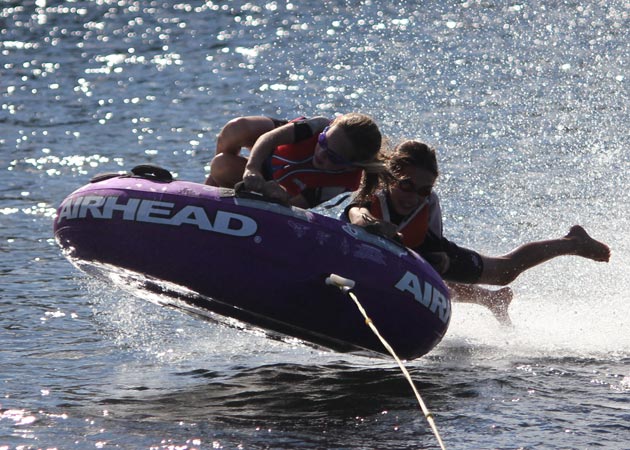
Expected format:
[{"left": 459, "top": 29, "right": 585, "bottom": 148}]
[{"left": 1, "top": 1, "right": 629, "bottom": 449}]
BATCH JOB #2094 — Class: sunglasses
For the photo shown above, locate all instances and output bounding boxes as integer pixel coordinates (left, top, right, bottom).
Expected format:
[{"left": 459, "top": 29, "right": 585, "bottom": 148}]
[
  {"left": 397, "top": 178, "right": 433, "bottom": 197},
  {"left": 318, "top": 126, "right": 353, "bottom": 166}
]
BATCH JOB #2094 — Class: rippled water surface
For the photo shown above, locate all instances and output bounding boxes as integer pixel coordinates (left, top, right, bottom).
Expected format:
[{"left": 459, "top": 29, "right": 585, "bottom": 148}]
[{"left": 2, "top": 1, "right": 629, "bottom": 449}]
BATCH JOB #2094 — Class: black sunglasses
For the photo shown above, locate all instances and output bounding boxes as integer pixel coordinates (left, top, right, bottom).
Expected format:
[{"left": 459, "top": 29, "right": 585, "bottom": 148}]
[{"left": 397, "top": 178, "right": 433, "bottom": 196}]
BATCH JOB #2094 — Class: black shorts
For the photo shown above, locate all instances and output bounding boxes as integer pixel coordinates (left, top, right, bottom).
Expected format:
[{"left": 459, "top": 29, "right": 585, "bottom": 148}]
[
  {"left": 418, "top": 234, "right": 484, "bottom": 284},
  {"left": 441, "top": 242, "right": 484, "bottom": 284}
]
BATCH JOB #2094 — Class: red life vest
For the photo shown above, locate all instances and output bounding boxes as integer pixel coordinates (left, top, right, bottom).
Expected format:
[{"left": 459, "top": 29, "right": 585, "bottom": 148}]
[
  {"left": 271, "top": 135, "right": 363, "bottom": 197},
  {"left": 368, "top": 191, "right": 430, "bottom": 248}
]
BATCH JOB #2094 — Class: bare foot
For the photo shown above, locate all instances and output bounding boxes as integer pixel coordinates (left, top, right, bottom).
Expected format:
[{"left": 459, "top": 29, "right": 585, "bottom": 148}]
[
  {"left": 448, "top": 283, "right": 513, "bottom": 326},
  {"left": 484, "top": 287, "right": 513, "bottom": 327},
  {"left": 566, "top": 225, "right": 611, "bottom": 262}
]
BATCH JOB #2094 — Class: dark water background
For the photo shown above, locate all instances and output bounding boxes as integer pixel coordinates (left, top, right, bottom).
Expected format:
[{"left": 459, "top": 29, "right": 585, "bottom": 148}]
[{"left": 1, "top": 1, "right": 629, "bottom": 448}]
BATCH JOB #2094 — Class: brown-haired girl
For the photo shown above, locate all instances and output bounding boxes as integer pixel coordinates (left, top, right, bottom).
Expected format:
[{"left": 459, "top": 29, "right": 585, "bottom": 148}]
[{"left": 346, "top": 140, "right": 611, "bottom": 324}]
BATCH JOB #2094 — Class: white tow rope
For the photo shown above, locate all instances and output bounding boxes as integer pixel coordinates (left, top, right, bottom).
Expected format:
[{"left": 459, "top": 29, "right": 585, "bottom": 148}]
[{"left": 325, "top": 274, "right": 447, "bottom": 450}]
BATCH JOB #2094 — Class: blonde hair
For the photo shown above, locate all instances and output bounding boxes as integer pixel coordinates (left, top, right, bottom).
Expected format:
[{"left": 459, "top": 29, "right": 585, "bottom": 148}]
[{"left": 332, "top": 113, "right": 383, "bottom": 164}]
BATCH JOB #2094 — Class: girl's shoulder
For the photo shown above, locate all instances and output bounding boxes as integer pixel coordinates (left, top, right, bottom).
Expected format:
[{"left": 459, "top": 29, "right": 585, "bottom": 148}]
[
  {"left": 291, "top": 116, "right": 329, "bottom": 141},
  {"left": 303, "top": 116, "right": 330, "bottom": 133}
]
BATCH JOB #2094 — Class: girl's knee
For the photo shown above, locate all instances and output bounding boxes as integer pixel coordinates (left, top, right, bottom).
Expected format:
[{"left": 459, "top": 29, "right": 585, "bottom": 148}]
[
  {"left": 217, "top": 116, "right": 274, "bottom": 152},
  {"left": 494, "top": 270, "right": 519, "bottom": 286},
  {"left": 209, "top": 153, "right": 246, "bottom": 188},
  {"left": 217, "top": 117, "right": 250, "bottom": 151},
  {"left": 220, "top": 117, "right": 251, "bottom": 137},
  {"left": 480, "top": 256, "right": 520, "bottom": 286}
]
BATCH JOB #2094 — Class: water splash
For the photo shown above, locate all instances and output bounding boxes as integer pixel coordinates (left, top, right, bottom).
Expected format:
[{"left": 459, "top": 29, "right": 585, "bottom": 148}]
[
  {"left": 81, "top": 273, "right": 337, "bottom": 367},
  {"left": 443, "top": 258, "right": 630, "bottom": 360}
]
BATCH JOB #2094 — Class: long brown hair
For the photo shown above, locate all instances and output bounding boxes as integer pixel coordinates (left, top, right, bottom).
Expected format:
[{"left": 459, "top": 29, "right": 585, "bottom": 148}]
[
  {"left": 353, "top": 140, "right": 438, "bottom": 204},
  {"left": 389, "top": 140, "right": 438, "bottom": 177}
]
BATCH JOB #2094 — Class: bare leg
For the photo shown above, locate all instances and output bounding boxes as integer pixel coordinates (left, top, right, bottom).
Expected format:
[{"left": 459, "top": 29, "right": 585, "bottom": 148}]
[
  {"left": 478, "top": 225, "right": 610, "bottom": 286},
  {"left": 205, "top": 116, "right": 277, "bottom": 187},
  {"left": 448, "top": 282, "right": 513, "bottom": 326}
]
